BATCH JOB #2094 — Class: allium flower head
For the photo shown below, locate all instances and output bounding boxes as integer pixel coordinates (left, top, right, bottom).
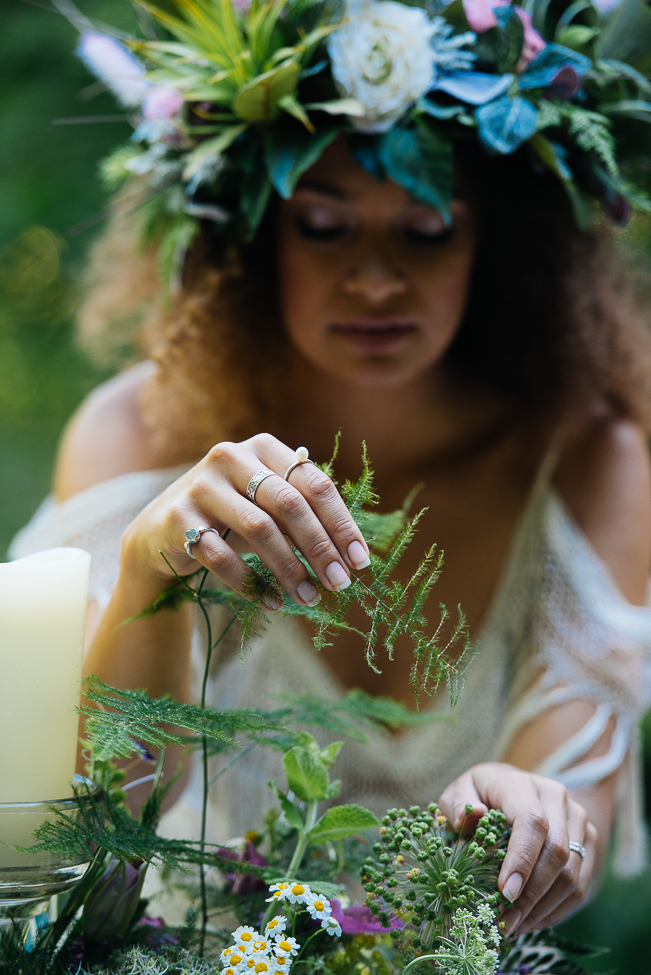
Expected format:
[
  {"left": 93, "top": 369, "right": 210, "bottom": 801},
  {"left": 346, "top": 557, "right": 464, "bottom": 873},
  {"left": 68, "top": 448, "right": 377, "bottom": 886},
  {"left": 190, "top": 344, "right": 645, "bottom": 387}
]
[{"left": 360, "top": 803, "right": 509, "bottom": 949}]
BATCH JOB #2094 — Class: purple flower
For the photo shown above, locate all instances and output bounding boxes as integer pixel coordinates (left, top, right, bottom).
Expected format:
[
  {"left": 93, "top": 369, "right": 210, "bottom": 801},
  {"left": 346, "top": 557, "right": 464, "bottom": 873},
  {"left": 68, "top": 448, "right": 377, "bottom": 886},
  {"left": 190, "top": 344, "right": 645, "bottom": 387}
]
[
  {"left": 461, "top": 0, "right": 545, "bottom": 70},
  {"left": 547, "top": 64, "right": 582, "bottom": 99},
  {"left": 216, "top": 840, "right": 268, "bottom": 894},
  {"left": 83, "top": 857, "right": 147, "bottom": 943},
  {"left": 143, "top": 86, "right": 185, "bottom": 122},
  {"left": 330, "top": 898, "right": 403, "bottom": 935}
]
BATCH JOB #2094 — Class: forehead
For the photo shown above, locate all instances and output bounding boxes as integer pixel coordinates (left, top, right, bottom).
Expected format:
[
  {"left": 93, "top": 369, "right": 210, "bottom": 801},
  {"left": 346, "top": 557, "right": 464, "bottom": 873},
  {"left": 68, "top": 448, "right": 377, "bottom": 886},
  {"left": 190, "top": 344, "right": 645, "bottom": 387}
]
[{"left": 295, "top": 134, "right": 415, "bottom": 208}]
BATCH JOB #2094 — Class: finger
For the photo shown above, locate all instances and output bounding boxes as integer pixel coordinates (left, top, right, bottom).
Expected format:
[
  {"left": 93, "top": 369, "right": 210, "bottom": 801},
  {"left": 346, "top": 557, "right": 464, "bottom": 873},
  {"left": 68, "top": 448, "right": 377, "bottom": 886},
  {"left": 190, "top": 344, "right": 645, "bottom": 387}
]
[
  {"left": 246, "top": 434, "right": 371, "bottom": 571},
  {"left": 438, "top": 771, "right": 489, "bottom": 834},
  {"left": 198, "top": 486, "right": 324, "bottom": 607},
  {"left": 521, "top": 821, "right": 597, "bottom": 933},
  {"left": 517, "top": 799, "right": 588, "bottom": 931},
  {"left": 504, "top": 778, "right": 570, "bottom": 932},
  {"left": 169, "top": 508, "right": 285, "bottom": 609}
]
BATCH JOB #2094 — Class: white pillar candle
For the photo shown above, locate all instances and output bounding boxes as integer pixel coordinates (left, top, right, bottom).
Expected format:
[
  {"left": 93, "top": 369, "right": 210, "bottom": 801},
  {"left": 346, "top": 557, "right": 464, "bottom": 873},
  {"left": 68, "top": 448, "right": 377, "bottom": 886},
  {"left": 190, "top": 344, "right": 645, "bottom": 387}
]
[{"left": 0, "top": 547, "right": 90, "bottom": 804}]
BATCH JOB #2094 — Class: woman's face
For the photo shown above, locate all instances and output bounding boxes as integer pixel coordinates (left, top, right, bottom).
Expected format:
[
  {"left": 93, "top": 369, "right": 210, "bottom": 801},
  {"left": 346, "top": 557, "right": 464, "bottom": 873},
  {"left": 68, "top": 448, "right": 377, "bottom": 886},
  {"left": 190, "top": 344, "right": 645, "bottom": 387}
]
[{"left": 277, "top": 137, "right": 477, "bottom": 389}]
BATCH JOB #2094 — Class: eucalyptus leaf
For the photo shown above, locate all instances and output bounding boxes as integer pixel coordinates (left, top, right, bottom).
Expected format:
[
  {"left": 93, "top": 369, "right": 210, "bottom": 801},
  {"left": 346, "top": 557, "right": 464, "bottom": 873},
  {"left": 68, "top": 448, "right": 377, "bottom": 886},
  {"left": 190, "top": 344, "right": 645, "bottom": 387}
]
[
  {"left": 435, "top": 70, "right": 513, "bottom": 105},
  {"left": 305, "top": 98, "right": 366, "bottom": 116},
  {"left": 307, "top": 804, "right": 379, "bottom": 845},
  {"left": 475, "top": 95, "right": 538, "bottom": 154}
]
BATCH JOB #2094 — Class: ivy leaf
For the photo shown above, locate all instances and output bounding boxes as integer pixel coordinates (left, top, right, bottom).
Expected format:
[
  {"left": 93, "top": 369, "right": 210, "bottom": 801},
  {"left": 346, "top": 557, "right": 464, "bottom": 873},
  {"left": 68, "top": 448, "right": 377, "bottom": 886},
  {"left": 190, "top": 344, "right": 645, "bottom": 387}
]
[
  {"left": 265, "top": 124, "right": 339, "bottom": 198},
  {"left": 282, "top": 742, "right": 330, "bottom": 801},
  {"left": 271, "top": 782, "right": 305, "bottom": 830},
  {"left": 475, "top": 95, "right": 538, "bottom": 154},
  {"left": 307, "top": 804, "right": 379, "bottom": 845},
  {"left": 378, "top": 123, "right": 452, "bottom": 220}
]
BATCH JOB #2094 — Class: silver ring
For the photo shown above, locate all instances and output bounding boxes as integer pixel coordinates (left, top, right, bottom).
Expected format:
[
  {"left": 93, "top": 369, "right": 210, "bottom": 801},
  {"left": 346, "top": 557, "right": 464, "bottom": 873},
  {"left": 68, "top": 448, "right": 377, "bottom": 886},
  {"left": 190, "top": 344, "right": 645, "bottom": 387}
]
[
  {"left": 284, "top": 446, "right": 314, "bottom": 481},
  {"left": 184, "top": 526, "right": 221, "bottom": 559},
  {"left": 246, "top": 468, "right": 278, "bottom": 506},
  {"left": 569, "top": 841, "right": 586, "bottom": 860}
]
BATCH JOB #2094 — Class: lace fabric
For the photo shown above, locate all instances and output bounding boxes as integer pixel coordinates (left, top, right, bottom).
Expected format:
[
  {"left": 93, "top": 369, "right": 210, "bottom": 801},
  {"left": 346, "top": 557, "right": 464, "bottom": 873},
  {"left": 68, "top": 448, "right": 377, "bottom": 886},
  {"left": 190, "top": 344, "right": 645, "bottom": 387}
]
[{"left": 9, "top": 460, "right": 651, "bottom": 874}]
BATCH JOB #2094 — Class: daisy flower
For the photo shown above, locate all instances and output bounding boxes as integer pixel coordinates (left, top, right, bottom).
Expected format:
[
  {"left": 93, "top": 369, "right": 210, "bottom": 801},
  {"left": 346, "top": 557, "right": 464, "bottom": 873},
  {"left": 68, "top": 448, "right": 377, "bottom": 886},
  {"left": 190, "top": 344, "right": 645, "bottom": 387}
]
[
  {"left": 305, "top": 892, "right": 332, "bottom": 922},
  {"left": 249, "top": 952, "right": 275, "bottom": 974},
  {"left": 253, "top": 940, "right": 271, "bottom": 953},
  {"left": 274, "top": 937, "right": 300, "bottom": 959},
  {"left": 283, "top": 882, "right": 312, "bottom": 905},
  {"left": 266, "top": 883, "right": 291, "bottom": 902},
  {"left": 321, "top": 916, "right": 343, "bottom": 937},
  {"left": 233, "top": 926, "right": 259, "bottom": 949},
  {"left": 223, "top": 967, "right": 238, "bottom": 975},
  {"left": 264, "top": 916, "right": 288, "bottom": 939}
]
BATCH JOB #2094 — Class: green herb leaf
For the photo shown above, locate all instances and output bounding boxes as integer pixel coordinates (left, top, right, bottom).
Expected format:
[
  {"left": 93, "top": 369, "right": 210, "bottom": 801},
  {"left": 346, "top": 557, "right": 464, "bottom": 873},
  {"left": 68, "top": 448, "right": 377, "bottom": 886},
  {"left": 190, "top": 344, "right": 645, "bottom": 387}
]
[{"left": 307, "top": 804, "right": 379, "bottom": 845}]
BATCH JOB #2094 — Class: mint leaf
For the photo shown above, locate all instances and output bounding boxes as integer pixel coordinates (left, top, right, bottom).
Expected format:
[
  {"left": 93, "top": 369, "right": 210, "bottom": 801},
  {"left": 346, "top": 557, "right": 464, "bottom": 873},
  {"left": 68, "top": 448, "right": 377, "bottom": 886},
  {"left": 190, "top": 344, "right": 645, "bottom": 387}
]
[
  {"left": 283, "top": 746, "right": 329, "bottom": 801},
  {"left": 307, "top": 804, "right": 379, "bottom": 845}
]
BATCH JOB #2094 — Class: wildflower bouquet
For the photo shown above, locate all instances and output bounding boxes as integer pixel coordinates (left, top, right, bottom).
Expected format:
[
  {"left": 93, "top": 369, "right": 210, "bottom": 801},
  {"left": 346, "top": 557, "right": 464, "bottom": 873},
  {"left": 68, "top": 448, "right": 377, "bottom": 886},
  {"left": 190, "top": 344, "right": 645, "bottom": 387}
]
[{"left": 0, "top": 459, "right": 602, "bottom": 974}]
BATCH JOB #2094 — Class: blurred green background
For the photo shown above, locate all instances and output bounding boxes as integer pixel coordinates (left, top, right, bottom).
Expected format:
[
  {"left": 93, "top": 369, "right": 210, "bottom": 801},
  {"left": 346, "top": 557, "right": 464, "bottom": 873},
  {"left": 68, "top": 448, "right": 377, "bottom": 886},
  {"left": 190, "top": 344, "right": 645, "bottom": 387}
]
[{"left": 2, "top": 0, "right": 651, "bottom": 968}]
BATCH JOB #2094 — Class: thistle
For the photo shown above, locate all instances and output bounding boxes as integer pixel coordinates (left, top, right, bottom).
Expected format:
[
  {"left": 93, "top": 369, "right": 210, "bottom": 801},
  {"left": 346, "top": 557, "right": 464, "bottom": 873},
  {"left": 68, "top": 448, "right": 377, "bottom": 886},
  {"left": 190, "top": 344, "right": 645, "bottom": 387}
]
[{"left": 360, "top": 803, "right": 510, "bottom": 950}]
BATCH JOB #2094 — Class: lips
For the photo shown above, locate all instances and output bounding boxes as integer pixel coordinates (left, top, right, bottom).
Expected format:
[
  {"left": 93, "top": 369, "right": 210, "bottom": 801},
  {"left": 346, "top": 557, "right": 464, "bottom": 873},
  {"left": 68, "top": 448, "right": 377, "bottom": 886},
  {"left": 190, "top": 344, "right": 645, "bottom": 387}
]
[{"left": 330, "top": 319, "right": 417, "bottom": 352}]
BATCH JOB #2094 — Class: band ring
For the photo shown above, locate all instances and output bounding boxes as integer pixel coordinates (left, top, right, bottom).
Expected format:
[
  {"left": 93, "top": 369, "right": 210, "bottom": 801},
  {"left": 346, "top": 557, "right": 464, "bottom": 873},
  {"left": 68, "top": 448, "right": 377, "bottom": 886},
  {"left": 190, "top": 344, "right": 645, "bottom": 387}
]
[
  {"left": 184, "top": 526, "right": 221, "bottom": 559},
  {"left": 284, "top": 446, "right": 314, "bottom": 481},
  {"left": 569, "top": 841, "right": 586, "bottom": 860},
  {"left": 246, "top": 468, "right": 278, "bottom": 506}
]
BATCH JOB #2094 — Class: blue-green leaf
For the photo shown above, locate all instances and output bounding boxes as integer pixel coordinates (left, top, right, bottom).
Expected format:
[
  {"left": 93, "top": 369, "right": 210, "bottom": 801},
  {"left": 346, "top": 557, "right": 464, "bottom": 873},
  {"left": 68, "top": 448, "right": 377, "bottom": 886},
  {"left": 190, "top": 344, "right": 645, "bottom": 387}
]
[
  {"left": 265, "top": 125, "right": 339, "bottom": 199},
  {"left": 378, "top": 124, "right": 452, "bottom": 220},
  {"left": 518, "top": 42, "right": 591, "bottom": 89},
  {"left": 475, "top": 95, "right": 538, "bottom": 154}
]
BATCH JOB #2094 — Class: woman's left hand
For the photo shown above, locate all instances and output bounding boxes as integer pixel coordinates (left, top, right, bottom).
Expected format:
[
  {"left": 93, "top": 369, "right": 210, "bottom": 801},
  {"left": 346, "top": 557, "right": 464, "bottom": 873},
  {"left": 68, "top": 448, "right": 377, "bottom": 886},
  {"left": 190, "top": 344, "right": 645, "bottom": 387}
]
[{"left": 438, "top": 762, "right": 598, "bottom": 935}]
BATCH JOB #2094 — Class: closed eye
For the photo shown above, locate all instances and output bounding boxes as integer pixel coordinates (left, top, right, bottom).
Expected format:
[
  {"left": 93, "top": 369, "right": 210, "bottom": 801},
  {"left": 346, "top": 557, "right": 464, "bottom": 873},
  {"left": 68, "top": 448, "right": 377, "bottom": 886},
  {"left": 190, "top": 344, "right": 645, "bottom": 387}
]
[
  {"left": 295, "top": 219, "right": 348, "bottom": 241},
  {"left": 403, "top": 226, "right": 454, "bottom": 246}
]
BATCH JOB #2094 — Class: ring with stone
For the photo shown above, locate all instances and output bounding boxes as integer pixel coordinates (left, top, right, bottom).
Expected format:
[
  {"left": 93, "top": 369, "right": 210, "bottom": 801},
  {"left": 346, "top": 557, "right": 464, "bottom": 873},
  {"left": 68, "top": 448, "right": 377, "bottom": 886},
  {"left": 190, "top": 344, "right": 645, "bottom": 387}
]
[
  {"left": 284, "top": 446, "right": 314, "bottom": 481},
  {"left": 246, "top": 468, "right": 279, "bottom": 506},
  {"left": 569, "top": 841, "right": 586, "bottom": 860},
  {"left": 184, "top": 526, "right": 221, "bottom": 559}
]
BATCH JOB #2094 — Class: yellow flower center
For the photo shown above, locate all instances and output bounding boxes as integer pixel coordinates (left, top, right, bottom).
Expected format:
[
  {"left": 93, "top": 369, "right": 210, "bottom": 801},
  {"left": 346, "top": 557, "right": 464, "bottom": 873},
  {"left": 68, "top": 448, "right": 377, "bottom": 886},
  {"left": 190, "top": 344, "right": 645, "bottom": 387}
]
[
  {"left": 278, "top": 942, "right": 292, "bottom": 953},
  {"left": 314, "top": 900, "right": 325, "bottom": 911},
  {"left": 291, "top": 884, "right": 304, "bottom": 896},
  {"left": 231, "top": 956, "right": 243, "bottom": 966},
  {"left": 241, "top": 932, "right": 254, "bottom": 942},
  {"left": 255, "top": 964, "right": 268, "bottom": 973},
  {"left": 224, "top": 948, "right": 232, "bottom": 957}
]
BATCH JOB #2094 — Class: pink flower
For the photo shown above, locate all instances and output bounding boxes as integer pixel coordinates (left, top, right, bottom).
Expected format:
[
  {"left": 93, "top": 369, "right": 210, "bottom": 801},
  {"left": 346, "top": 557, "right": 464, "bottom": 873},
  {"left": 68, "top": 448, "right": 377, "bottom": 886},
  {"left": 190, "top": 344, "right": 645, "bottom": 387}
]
[
  {"left": 330, "top": 898, "right": 402, "bottom": 935},
  {"left": 143, "top": 86, "right": 185, "bottom": 122},
  {"left": 462, "top": 0, "right": 545, "bottom": 70}
]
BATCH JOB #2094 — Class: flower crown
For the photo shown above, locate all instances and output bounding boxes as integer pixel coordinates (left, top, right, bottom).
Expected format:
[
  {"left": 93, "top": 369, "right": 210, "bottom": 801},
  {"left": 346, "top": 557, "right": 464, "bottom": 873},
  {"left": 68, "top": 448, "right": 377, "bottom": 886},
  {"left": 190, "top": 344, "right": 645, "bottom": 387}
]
[{"left": 77, "top": 0, "right": 651, "bottom": 281}]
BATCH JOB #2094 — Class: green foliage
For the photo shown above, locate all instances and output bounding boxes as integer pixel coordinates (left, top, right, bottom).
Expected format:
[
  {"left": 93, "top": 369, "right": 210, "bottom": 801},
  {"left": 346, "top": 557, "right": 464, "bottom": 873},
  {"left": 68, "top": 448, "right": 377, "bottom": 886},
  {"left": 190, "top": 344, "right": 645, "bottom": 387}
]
[{"left": 307, "top": 804, "right": 380, "bottom": 845}]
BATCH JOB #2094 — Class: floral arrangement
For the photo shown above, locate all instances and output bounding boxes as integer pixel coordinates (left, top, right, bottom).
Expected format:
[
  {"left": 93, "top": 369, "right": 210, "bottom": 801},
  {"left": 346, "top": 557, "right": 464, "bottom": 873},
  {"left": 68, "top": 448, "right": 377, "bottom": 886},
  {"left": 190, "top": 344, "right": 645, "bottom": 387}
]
[
  {"left": 67, "top": 0, "right": 651, "bottom": 282},
  {"left": 0, "top": 459, "right": 604, "bottom": 974}
]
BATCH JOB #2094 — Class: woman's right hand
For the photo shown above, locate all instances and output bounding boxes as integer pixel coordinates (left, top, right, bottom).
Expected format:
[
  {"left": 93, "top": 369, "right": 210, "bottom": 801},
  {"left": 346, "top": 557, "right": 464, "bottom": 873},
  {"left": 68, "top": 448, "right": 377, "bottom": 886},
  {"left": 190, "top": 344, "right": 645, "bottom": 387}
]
[{"left": 121, "top": 433, "right": 371, "bottom": 608}]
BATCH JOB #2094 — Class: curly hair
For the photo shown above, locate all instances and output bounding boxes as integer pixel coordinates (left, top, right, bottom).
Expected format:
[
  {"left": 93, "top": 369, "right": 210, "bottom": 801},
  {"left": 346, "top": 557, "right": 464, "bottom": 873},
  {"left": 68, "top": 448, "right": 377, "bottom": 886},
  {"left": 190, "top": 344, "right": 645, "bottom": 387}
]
[{"left": 76, "top": 145, "right": 651, "bottom": 465}]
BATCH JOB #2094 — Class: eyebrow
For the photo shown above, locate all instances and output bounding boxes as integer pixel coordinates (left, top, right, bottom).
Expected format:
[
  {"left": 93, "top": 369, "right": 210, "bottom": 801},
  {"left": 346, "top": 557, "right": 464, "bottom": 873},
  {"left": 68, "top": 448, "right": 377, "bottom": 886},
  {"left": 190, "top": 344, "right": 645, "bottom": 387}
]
[{"left": 294, "top": 180, "right": 349, "bottom": 200}]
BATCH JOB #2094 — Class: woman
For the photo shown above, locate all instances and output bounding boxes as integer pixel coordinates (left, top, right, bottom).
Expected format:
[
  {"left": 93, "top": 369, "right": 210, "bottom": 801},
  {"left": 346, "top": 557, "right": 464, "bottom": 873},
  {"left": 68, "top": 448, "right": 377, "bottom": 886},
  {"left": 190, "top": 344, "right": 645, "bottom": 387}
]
[{"left": 10, "top": 0, "right": 651, "bottom": 942}]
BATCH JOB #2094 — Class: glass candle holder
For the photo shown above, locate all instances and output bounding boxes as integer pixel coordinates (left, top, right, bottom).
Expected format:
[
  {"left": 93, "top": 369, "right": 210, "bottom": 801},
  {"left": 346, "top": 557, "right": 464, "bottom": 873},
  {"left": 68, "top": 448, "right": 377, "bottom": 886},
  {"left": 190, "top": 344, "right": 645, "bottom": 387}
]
[{"left": 0, "top": 779, "right": 96, "bottom": 946}]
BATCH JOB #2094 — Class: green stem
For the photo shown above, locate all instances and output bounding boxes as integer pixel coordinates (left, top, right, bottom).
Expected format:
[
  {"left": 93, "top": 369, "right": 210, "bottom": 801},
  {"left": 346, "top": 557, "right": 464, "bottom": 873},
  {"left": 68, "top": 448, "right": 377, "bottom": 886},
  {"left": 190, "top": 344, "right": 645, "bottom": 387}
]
[
  {"left": 261, "top": 799, "right": 319, "bottom": 929},
  {"left": 401, "top": 953, "right": 446, "bottom": 975}
]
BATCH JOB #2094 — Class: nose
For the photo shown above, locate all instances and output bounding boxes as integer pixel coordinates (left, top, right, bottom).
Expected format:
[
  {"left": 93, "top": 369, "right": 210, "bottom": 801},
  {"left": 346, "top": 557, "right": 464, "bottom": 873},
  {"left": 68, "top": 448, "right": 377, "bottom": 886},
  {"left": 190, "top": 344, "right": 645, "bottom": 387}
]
[{"left": 342, "top": 249, "right": 408, "bottom": 305}]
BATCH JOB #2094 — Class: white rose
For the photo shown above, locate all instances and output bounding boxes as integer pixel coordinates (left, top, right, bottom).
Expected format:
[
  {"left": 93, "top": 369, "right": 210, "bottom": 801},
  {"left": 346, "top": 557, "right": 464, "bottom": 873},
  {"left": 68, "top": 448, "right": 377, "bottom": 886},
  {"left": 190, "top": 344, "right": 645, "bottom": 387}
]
[{"left": 328, "top": 0, "right": 437, "bottom": 132}]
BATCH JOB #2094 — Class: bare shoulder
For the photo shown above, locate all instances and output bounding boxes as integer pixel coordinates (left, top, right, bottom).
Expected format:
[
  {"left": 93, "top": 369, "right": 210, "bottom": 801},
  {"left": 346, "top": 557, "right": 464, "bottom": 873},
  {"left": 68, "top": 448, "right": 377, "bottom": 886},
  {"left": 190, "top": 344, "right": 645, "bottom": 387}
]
[
  {"left": 555, "top": 409, "right": 651, "bottom": 604},
  {"left": 54, "top": 360, "right": 162, "bottom": 502}
]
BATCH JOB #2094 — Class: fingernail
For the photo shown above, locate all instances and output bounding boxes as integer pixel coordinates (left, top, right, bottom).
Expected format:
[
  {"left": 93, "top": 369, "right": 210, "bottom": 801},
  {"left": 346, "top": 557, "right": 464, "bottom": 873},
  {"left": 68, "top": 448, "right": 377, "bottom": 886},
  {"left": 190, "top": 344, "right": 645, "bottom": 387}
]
[
  {"left": 503, "top": 909, "right": 521, "bottom": 936},
  {"left": 297, "top": 580, "right": 320, "bottom": 606},
  {"left": 348, "top": 540, "right": 371, "bottom": 570},
  {"left": 326, "top": 562, "right": 351, "bottom": 591},
  {"left": 503, "top": 873, "right": 524, "bottom": 903},
  {"left": 263, "top": 594, "right": 283, "bottom": 612}
]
